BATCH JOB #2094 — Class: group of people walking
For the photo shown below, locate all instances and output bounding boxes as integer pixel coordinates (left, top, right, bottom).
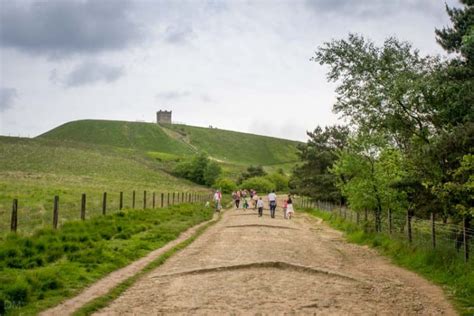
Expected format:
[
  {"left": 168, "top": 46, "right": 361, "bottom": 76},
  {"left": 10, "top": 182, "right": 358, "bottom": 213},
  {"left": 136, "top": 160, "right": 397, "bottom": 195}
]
[{"left": 231, "top": 189, "right": 295, "bottom": 219}]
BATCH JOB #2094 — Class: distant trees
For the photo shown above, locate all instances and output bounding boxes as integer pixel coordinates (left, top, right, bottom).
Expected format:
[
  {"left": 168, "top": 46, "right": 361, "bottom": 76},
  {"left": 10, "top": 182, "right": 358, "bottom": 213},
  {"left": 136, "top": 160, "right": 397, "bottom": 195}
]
[
  {"left": 296, "top": 0, "right": 473, "bottom": 220},
  {"left": 173, "top": 153, "right": 222, "bottom": 186}
]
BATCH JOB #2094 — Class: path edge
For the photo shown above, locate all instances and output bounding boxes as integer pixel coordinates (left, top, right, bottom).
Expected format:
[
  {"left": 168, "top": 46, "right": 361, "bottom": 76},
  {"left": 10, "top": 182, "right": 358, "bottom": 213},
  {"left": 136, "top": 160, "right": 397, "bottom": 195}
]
[{"left": 72, "top": 213, "right": 222, "bottom": 316}]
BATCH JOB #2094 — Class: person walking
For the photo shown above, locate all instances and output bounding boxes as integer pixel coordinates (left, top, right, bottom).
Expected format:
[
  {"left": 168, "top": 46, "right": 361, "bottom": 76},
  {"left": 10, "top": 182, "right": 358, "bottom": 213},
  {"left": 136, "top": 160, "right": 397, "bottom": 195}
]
[
  {"left": 214, "top": 190, "right": 222, "bottom": 213},
  {"left": 283, "top": 198, "right": 288, "bottom": 219},
  {"left": 257, "top": 197, "right": 264, "bottom": 217},
  {"left": 252, "top": 193, "right": 259, "bottom": 210},
  {"left": 268, "top": 190, "right": 277, "bottom": 218},
  {"left": 286, "top": 195, "right": 294, "bottom": 219},
  {"left": 233, "top": 191, "right": 241, "bottom": 209}
]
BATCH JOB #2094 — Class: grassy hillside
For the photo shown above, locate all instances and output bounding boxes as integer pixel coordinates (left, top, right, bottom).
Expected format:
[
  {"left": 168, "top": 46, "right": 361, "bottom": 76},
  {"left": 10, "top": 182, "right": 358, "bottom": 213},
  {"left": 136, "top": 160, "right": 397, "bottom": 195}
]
[
  {"left": 0, "top": 136, "right": 207, "bottom": 234},
  {"left": 39, "top": 120, "right": 302, "bottom": 166},
  {"left": 164, "top": 124, "right": 301, "bottom": 165},
  {"left": 38, "top": 120, "right": 194, "bottom": 155}
]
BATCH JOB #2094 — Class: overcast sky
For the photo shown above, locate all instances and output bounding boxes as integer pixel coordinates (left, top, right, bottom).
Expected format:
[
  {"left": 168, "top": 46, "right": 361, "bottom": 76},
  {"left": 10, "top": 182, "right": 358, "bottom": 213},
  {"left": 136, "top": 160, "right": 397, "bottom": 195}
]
[{"left": 0, "top": 0, "right": 459, "bottom": 141}]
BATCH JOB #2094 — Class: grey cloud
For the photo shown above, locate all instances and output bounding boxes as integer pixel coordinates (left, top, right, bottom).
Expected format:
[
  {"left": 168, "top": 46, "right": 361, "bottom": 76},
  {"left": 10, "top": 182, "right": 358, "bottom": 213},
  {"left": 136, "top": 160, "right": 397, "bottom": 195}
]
[
  {"left": 305, "top": 0, "right": 439, "bottom": 18},
  {"left": 164, "top": 25, "right": 195, "bottom": 44},
  {"left": 0, "top": 0, "right": 143, "bottom": 58},
  {"left": 62, "top": 62, "right": 124, "bottom": 87},
  {"left": 0, "top": 88, "right": 18, "bottom": 111}
]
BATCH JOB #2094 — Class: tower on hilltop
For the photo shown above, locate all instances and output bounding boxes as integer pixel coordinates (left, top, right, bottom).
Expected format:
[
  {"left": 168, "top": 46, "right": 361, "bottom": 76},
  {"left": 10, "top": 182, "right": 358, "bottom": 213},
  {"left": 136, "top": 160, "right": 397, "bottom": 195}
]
[{"left": 156, "top": 110, "right": 172, "bottom": 124}]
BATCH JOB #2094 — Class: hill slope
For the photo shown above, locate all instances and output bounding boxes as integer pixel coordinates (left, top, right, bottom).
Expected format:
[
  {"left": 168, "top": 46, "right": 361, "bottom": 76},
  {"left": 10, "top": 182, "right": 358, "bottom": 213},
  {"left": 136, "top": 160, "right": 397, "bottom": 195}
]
[
  {"left": 164, "top": 124, "right": 301, "bottom": 165},
  {"left": 39, "top": 120, "right": 302, "bottom": 165},
  {"left": 38, "top": 120, "right": 194, "bottom": 155}
]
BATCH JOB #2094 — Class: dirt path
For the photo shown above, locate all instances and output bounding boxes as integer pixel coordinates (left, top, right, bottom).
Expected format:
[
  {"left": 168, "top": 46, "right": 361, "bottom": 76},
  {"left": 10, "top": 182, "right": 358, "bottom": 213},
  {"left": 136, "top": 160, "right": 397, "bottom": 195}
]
[
  {"left": 94, "top": 200, "right": 456, "bottom": 315},
  {"left": 40, "top": 214, "right": 219, "bottom": 316}
]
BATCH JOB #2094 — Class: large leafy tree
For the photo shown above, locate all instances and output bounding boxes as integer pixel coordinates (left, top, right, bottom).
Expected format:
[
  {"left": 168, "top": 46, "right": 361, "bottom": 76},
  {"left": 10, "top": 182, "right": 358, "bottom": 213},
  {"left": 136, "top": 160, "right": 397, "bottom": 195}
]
[{"left": 290, "top": 125, "right": 349, "bottom": 203}]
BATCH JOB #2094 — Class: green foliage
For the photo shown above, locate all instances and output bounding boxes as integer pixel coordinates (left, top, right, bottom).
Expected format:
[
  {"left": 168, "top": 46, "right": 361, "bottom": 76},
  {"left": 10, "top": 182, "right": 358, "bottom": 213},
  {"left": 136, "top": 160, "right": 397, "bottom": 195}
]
[
  {"left": 0, "top": 203, "right": 213, "bottom": 315},
  {"left": 265, "top": 173, "right": 289, "bottom": 191},
  {"left": 214, "top": 178, "right": 237, "bottom": 193},
  {"left": 241, "top": 177, "right": 274, "bottom": 193},
  {"left": 290, "top": 125, "right": 349, "bottom": 202},
  {"left": 238, "top": 165, "right": 267, "bottom": 184},
  {"left": 173, "top": 153, "right": 222, "bottom": 186}
]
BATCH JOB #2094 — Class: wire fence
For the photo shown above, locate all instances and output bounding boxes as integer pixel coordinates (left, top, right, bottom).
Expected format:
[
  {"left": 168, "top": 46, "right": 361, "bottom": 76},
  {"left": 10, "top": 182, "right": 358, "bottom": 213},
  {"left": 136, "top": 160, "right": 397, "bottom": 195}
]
[
  {"left": 3, "top": 191, "right": 212, "bottom": 236},
  {"left": 294, "top": 197, "right": 472, "bottom": 263}
]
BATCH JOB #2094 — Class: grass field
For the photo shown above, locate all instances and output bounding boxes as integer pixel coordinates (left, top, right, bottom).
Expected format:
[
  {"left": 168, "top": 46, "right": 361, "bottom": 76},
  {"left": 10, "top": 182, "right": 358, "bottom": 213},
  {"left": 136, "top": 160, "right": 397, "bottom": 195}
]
[
  {"left": 0, "top": 136, "right": 208, "bottom": 234},
  {"left": 165, "top": 124, "right": 301, "bottom": 165},
  {"left": 0, "top": 203, "right": 214, "bottom": 315}
]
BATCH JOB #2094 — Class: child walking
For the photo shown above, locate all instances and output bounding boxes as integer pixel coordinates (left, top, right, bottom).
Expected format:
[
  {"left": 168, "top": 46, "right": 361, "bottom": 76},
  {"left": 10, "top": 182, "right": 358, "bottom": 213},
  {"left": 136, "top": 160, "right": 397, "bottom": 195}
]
[{"left": 257, "top": 197, "right": 264, "bottom": 217}]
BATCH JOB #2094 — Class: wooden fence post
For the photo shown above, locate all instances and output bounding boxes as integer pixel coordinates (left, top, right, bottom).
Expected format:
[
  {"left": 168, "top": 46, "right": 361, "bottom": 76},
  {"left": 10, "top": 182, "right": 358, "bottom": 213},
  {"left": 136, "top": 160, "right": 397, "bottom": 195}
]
[
  {"left": 119, "top": 192, "right": 123, "bottom": 210},
  {"left": 143, "top": 190, "right": 147, "bottom": 209},
  {"left": 172, "top": 192, "right": 175, "bottom": 205},
  {"left": 388, "top": 209, "right": 392, "bottom": 235},
  {"left": 153, "top": 192, "right": 156, "bottom": 209},
  {"left": 407, "top": 209, "right": 412, "bottom": 243},
  {"left": 11, "top": 199, "right": 18, "bottom": 232},
  {"left": 182, "top": 192, "right": 184, "bottom": 204},
  {"left": 431, "top": 212, "right": 436, "bottom": 248},
  {"left": 464, "top": 217, "right": 469, "bottom": 262},
  {"left": 102, "top": 192, "right": 107, "bottom": 215},
  {"left": 167, "top": 193, "right": 170, "bottom": 206},
  {"left": 53, "top": 195, "right": 59, "bottom": 229},
  {"left": 161, "top": 193, "right": 164, "bottom": 208},
  {"left": 81, "top": 193, "right": 86, "bottom": 220},
  {"left": 132, "top": 190, "right": 136, "bottom": 209}
]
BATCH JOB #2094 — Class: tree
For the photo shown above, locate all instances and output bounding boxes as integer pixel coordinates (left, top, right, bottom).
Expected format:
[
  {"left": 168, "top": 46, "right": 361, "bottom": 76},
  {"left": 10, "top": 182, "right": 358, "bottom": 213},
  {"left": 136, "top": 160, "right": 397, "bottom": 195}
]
[
  {"left": 173, "top": 153, "right": 221, "bottom": 186},
  {"left": 290, "top": 125, "right": 349, "bottom": 203},
  {"left": 238, "top": 165, "right": 267, "bottom": 184}
]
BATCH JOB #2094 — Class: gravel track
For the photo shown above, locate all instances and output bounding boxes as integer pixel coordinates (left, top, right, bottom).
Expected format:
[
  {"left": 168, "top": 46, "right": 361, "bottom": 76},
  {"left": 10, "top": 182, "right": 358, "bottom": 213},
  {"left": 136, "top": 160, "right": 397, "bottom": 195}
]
[{"left": 93, "top": 200, "right": 456, "bottom": 315}]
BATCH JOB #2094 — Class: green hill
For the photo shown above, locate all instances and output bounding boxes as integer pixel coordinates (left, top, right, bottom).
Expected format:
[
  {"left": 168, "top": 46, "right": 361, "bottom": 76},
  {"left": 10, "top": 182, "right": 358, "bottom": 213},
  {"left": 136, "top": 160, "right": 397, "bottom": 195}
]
[
  {"left": 0, "top": 136, "right": 206, "bottom": 234},
  {"left": 38, "top": 120, "right": 194, "bottom": 155},
  {"left": 39, "top": 120, "right": 302, "bottom": 166},
  {"left": 164, "top": 124, "right": 301, "bottom": 165}
]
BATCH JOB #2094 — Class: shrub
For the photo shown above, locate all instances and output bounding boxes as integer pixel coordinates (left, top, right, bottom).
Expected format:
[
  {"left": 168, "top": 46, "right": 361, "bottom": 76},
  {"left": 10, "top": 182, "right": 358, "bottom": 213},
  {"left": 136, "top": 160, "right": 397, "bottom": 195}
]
[
  {"left": 173, "top": 153, "right": 221, "bottom": 186},
  {"left": 214, "top": 177, "right": 237, "bottom": 193},
  {"left": 241, "top": 176, "right": 274, "bottom": 193},
  {"left": 265, "top": 173, "right": 289, "bottom": 191}
]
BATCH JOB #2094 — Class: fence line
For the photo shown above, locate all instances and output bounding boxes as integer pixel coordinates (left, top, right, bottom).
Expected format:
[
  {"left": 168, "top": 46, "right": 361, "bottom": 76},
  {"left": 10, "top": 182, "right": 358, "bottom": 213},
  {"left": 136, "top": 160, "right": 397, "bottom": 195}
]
[
  {"left": 4, "top": 191, "right": 213, "bottom": 235},
  {"left": 294, "top": 196, "right": 471, "bottom": 263}
]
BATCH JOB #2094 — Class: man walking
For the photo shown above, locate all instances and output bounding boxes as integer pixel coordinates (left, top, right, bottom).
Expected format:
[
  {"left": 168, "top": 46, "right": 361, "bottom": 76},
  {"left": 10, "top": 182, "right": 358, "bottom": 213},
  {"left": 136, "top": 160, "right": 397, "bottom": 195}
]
[{"left": 268, "top": 190, "right": 277, "bottom": 218}]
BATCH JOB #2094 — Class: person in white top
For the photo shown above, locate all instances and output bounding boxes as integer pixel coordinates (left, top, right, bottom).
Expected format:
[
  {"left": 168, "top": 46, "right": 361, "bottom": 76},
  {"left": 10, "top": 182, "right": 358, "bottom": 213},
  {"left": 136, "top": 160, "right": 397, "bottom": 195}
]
[
  {"left": 257, "top": 197, "right": 265, "bottom": 217},
  {"left": 268, "top": 190, "right": 277, "bottom": 218}
]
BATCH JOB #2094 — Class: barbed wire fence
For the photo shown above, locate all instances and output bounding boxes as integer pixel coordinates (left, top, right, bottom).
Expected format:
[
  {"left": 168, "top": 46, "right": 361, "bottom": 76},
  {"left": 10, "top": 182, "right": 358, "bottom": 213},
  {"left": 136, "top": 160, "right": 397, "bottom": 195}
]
[
  {"left": 3, "top": 191, "right": 213, "bottom": 235},
  {"left": 294, "top": 197, "right": 472, "bottom": 263}
]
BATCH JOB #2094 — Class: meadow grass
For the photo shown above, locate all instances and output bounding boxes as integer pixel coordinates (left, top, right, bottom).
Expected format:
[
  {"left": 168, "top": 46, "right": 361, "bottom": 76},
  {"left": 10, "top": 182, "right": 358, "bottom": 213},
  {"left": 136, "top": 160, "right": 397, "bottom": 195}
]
[
  {"left": 38, "top": 120, "right": 193, "bottom": 155},
  {"left": 0, "top": 203, "right": 214, "bottom": 315},
  {"left": 0, "top": 136, "right": 209, "bottom": 233},
  {"left": 304, "top": 208, "right": 474, "bottom": 315},
  {"left": 166, "top": 124, "right": 301, "bottom": 165}
]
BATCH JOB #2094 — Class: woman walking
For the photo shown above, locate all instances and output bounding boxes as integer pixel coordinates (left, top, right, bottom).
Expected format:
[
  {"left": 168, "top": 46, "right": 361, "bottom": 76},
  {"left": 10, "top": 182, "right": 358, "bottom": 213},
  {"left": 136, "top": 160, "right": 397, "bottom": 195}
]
[{"left": 286, "top": 195, "right": 294, "bottom": 219}]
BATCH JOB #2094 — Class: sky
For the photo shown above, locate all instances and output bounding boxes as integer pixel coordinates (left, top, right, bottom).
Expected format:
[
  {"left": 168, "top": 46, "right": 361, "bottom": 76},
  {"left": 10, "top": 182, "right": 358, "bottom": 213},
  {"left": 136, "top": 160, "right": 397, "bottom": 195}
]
[{"left": 0, "top": 0, "right": 459, "bottom": 141}]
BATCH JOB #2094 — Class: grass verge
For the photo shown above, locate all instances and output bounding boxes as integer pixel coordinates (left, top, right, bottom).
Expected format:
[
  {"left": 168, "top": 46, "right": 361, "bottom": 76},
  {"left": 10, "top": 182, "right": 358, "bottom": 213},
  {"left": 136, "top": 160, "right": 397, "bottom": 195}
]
[
  {"left": 73, "top": 217, "right": 219, "bottom": 315},
  {"left": 0, "top": 203, "right": 214, "bottom": 315},
  {"left": 304, "top": 208, "right": 474, "bottom": 316}
]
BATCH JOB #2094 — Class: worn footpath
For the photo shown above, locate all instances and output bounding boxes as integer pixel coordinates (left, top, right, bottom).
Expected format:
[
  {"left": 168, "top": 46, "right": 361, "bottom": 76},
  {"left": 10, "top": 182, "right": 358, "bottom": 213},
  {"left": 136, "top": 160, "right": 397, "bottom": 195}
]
[{"left": 93, "top": 199, "right": 455, "bottom": 315}]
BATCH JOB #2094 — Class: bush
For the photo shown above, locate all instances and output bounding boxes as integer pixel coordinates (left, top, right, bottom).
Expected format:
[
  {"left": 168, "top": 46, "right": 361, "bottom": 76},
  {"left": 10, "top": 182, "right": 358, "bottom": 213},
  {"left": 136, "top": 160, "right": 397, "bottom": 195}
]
[
  {"left": 173, "top": 153, "right": 221, "bottom": 186},
  {"left": 241, "top": 176, "right": 274, "bottom": 193},
  {"left": 265, "top": 173, "right": 289, "bottom": 191},
  {"left": 214, "top": 178, "right": 237, "bottom": 193}
]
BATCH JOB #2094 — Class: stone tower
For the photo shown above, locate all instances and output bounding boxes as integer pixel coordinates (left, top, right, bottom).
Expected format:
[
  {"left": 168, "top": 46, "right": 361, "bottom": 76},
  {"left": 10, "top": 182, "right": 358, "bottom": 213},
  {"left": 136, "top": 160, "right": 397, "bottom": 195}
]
[{"left": 156, "top": 110, "right": 172, "bottom": 124}]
